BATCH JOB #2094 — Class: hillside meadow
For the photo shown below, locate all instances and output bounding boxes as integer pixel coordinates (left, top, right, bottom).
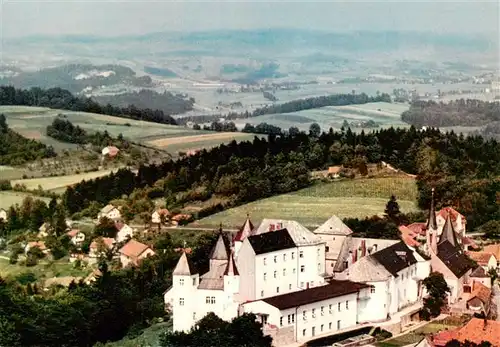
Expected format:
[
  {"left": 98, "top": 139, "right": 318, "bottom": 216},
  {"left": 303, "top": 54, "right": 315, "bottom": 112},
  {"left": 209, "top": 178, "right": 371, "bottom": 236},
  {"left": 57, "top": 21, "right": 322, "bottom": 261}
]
[{"left": 195, "top": 177, "right": 419, "bottom": 228}]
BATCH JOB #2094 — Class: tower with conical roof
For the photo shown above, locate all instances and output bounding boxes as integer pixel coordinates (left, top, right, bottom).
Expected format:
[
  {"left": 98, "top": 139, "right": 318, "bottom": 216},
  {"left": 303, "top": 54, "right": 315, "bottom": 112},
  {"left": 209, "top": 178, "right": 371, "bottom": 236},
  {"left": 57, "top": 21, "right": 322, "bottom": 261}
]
[
  {"left": 233, "top": 214, "right": 254, "bottom": 257},
  {"left": 170, "top": 251, "right": 199, "bottom": 332},
  {"left": 438, "top": 212, "right": 461, "bottom": 250},
  {"left": 223, "top": 251, "right": 240, "bottom": 295},
  {"left": 426, "top": 188, "right": 439, "bottom": 255},
  {"left": 209, "top": 233, "right": 229, "bottom": 270}
]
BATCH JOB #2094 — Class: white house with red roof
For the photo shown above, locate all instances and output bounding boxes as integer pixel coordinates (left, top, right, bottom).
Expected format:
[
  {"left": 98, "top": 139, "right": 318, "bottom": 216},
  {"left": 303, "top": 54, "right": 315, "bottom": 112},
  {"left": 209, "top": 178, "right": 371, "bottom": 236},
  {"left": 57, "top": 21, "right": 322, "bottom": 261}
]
[
  {"left": 151, "top": 208, "right": 170, "bottom": 224},
  {"left": 119, "top": 239, "right": 155, "bottom": 267},
  {"left": 115, "top": 222, "right": 134, "bottom": 243},
  {"left": 66, "top": 229, "right": 85, "bottom": 246}
]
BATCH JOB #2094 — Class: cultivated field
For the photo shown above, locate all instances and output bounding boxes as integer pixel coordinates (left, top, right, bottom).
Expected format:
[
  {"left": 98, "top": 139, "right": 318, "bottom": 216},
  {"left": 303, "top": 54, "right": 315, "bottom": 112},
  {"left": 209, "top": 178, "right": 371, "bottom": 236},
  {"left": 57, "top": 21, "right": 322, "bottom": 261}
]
[
  {"left": 1, "top": 106, "right": 261, "bottom": 155},
  {"left": 196, "top": 177, "right": 419, "bottom": 228},
  {"left": 0, "top": 191, "right": 51, "bottom": 210},
  {"left": 233, "top": 102, "right": 410, "bottom": 132},
  {"left": 10, "top": 169, "right": 117, "bottom": 191}
]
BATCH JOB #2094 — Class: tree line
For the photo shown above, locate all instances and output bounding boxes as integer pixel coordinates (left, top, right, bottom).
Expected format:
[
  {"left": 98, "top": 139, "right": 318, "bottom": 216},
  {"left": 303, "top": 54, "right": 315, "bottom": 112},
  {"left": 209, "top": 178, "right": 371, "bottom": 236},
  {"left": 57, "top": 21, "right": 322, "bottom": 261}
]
[
  {"left": 0, "top": 115, "right": 56, "bottom": 165},
  {"left": 62, "top": 125, "right": 500, "bottom": 232},
  {"left": 401, "top": 99, "right": 500, "bottom": 128},
  {"left": 177, "top": 92, "right": 392, "bottom": 125},
  {"left": 0, "top": 86, "right": 178, "bottom": 125}
]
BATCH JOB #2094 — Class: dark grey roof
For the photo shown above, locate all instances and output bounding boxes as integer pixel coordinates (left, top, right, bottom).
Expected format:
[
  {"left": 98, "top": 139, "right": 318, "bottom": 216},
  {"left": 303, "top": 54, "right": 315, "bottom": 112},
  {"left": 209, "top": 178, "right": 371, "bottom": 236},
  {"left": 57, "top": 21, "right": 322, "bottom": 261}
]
[
  {"left": 262, "top": 280, "right": 370, "bottom": 310},
  {"left": 173, "top": 252, "right": 197, "bottom": 276},
  {"left": 209, "top": 234, "right": 229, "bottom": 260},
  {"left": 470, "top": 266, "right": 489, "bottom": 278},
  {"left": 438, "top": 213, "right": 460, "bottom": 248},
  {"left": 426, "top": 188, "right": 438, "bottom": 230},
  {"left": 247, "top": 228, "right": 296, "bottom": 255},
  {"left": 372, "top": 241, "right": 417, "bottom": 277},
  {"left": 437, "top": 241, "right": 474, "bottom": 278}
]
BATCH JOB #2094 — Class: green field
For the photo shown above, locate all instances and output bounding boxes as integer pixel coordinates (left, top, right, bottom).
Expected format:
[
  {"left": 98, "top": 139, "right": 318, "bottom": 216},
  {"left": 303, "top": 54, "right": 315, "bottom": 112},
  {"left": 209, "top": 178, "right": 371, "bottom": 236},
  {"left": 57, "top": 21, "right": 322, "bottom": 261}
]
[
  {"left": 234, "top": 102, "right": 410, "bottom": 132},
  {"left": 0, "top": 191, "right": 51, "bottom": 210},
  {"left": 196, "top": 177, "right": 419, "bottom": 228},
  {"left": 0, "top": 256, "right": 90, "bottom": 281},
  {"left": 0, "top": 106, "right": 260, "bottom": 155},
  {"left": 101, "top": 321, "right": 172, "bottom": 347}
]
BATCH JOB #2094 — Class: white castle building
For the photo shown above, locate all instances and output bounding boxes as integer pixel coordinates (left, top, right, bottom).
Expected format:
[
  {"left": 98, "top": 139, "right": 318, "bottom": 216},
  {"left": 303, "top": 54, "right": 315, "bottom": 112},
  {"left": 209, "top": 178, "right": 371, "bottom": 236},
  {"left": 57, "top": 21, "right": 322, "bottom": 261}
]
[{"left": 164, "top": 216, "right": 431, "bottom": 345}]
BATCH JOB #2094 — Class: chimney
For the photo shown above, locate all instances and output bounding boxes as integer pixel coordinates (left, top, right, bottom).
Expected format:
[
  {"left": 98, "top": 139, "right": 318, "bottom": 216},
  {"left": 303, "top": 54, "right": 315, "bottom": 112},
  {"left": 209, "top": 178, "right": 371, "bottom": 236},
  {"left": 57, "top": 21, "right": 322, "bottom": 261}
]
[
  {"left": 269, "top": 224, "right": 275, "bottom": 232},
  {"left": 361, "top": 240, "right": 366, "bottom": 257}
]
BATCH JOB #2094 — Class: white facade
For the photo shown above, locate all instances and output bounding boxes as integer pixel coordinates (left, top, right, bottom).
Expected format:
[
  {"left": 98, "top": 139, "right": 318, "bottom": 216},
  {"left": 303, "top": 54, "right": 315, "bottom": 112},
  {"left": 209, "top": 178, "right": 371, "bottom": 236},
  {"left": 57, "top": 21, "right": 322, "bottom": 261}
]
[
  {"left": 98, "top": 205, "right": 121, "bottom": 220},
  {"left": 0, "top": 209, "right": 7, "bottom": 221},
  {"left": 116, "top": 224, "right": 134, "bottom": 243}
]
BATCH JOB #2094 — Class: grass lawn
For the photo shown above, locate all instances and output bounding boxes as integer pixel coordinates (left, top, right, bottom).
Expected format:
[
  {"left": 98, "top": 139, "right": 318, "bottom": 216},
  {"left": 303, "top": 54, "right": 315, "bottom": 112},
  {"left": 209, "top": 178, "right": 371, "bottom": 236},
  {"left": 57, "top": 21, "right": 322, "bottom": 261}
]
[
  {"left": 11, "top": 169, "right": 117, "bottom": 191},
  {"left": 0, "top": 191, "right": 51, "bottom": 209},
  {"left": 195, "top": 177, "right": 419, "bottom": 228},
  {"left": 0, "top": 256, "right": 90, "bottom": 282}
]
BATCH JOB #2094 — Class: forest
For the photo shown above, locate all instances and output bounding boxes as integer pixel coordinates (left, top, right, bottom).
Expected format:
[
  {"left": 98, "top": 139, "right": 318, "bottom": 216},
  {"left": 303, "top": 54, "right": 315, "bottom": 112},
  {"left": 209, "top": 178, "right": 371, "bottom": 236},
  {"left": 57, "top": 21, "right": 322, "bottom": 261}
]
[
  {"left": 0, "top": 86, "right": 178, "bottom": 125},
  {"left": 63, "top": 126, "right": 500, "bottom": 232},
  {"left": 177, "top": 92, "right": 392, "bottom": 124},
  {"left": 401, "top": 99, "right": 500, "bottom": 127},
  {"left": 0, "top": 115, "right": 56, "bottom": 165}
]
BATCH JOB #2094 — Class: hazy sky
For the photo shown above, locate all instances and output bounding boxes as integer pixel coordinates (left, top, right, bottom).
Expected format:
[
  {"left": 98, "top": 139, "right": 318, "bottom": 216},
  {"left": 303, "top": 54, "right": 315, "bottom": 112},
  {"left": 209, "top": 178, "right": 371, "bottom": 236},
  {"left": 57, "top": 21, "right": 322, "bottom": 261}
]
[{"left": 1, "top": 0, "right": 498, "bottom": 38}]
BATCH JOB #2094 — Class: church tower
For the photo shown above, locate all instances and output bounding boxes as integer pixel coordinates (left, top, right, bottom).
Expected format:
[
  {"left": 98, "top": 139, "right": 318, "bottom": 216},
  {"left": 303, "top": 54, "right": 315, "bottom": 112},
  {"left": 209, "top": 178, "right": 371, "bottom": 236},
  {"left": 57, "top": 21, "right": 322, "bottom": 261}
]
[
  {"left": 426, "top": 188, "right": 438, "bottom": 255},
  {"left": 171, "top": 251, "right": 199, "bottom": 332}
]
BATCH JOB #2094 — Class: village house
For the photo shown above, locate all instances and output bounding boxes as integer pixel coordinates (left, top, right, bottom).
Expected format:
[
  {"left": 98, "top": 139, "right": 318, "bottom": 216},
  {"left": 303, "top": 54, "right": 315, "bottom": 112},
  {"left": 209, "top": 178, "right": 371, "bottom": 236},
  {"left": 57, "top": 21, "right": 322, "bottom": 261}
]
[
  {"left": 101, "top": 146, "right": 119, "bottom": 158},
  {"left": 66, "top": 229, "right": 85, "bottom": 246},
  {"left": 482, "top": 243, "right": 500, "bottom": 269},
  {"left": 84, "top": 269, "right": 102, "bottom": 285},
  {"left": 327, "top": 166, "right": 343, "bottom": 179},
  {"left": 88, "top": 237, "right": 115, "bottom": 264},
  {"left": 38, "top": 220, "right": 72, "bottom": 238},
  {"left": 468, "top": 266, "right": 492, "bottom": 288},
  {"left": 0, "top": 208, "right": 7, "bottom": 221},
  {"left": 425, "top": 318, "right": 500, "bottom": 346},
  {"left": 97, "top": 204, "right": 121, "bottom": 220},
  {"left": 25, "top": 241, "right": 49, "bottom": 255},
  {"left": 465, "top": 281, "right": 491, "bottom": 314},
  {"left": 151, "top": 208, "right": 170, "bottom": 224},
  {"left": 465, "top": 251, "right": 497, "bottom": 271},
  {"left": 114, "top": 222, "right": 134, "bottom": 243},
  {"left": 118, "top": 239, "right": 155, "bottom": 267}
]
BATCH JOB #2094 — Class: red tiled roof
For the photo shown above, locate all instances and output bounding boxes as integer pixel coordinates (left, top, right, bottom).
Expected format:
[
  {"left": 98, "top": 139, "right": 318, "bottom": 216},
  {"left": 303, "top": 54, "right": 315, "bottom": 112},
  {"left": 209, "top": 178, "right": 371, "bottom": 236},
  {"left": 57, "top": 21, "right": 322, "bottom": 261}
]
[
  {"left": 66, "top": 229, "right": 80, "bottom": 238},
  {"left": 328, "top": 166, "right": 342, "bottom": 174},
  {"left": 119, "top": 239, "right": 152, "bottom": 259},
  {"left": 433, "top": 318, "right": 500, "bottom": 346},
  {"left": 483, "top": 244, "right": 500, "bottom": 261},
  {"left": 406, "top": 222, "right": 427, "bottom": 236},
  {"left": 171, "top": 214, "right": 191, "bottom": 222},
  {"left": 90, "top": 237, "right": 115, "bottom": 250},
  {"left": 467, "top": 281, "right": 491, "bottom": 307},
  {"left": 437, "top": 207, "right": 464, "bottom": 222},
  {"left": 399, "top": 226, "right": 421, "bottom": 247},
  {"left": 466, "top": 251, "right": 495, "bottom": 266},
  {"left": 156, "top": 208, "right": 170, "bottom": 216},
  {"left": 174, "top": 247, "right": 192, "bottom": 254},
  {"left": 462, "top": 236, "right": 478, "bottom": 249}
]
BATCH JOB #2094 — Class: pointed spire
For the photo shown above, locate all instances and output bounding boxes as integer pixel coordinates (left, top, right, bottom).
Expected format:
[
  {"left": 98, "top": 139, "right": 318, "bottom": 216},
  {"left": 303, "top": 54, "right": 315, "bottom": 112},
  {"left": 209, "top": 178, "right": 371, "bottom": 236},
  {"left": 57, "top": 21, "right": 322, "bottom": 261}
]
[
  {"left": 439, "top": 212, "right": 460, "bottom": 248},
  {"left": 173, "top": 252, "right": 195, "bottom": 276},
  {"left": 426, "top": 188, "right": 438, "bottom": 231},
  {"left": 233, "top": 213, "right": 255, "bottom": 242},
  {"left": 224, "top": 252, "right": 239, "bottom": 276},
  {"left": 209, "top": 234, "right": 229, "bottom": 260}
]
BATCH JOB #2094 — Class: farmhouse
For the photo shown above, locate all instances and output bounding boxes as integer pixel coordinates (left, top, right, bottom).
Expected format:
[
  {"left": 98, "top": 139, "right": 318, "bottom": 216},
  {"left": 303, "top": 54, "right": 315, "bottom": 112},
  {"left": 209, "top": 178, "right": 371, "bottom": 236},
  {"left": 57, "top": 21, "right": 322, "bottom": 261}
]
[
  {"left": 465, "top": 251, "right": 497, "bottom": 271},
  {"left": 119, "top": 239, "right": 155, "bottom": 267},
  {"left": 115, "top": 222, "right": 134, "bottom": 243},
  {"left": 0, "top": 208, "right": 7, "bottom": 221},
  {"left": 66, "top": 229, "right": 85, "bottom": 246},
  {"left": 97, "top": 204, "right": 121, "bottom": 220},
  {"left": 482, "top": 243, "right": 500, "bottom": 268},
  {"left": 327, "top": 166, "right": 343, "bottom": 178},
  {"left": 151, "top": 208, "right": 170, "bottom": 224}
]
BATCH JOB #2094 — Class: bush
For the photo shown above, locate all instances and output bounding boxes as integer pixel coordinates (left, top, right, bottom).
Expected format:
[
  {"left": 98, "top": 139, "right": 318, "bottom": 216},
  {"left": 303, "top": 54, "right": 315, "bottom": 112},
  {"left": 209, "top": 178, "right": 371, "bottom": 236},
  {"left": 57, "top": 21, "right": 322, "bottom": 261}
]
[
  {"left": 25, "top": 254, "right": 38, "bottom": 267},
  {"left": 9, "top": 253, "right": 18, "bottom": 264},
  {"left": 0, "top": 179, "right": 12, "bottom": 190}
]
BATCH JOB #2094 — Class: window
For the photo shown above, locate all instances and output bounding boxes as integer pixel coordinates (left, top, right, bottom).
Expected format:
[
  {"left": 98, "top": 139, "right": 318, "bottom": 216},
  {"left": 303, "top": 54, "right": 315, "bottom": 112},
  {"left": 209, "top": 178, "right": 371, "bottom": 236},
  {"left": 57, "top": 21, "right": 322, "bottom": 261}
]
[
  {"left": 283, "top": 269, "right": 286, "bottom": 276},
  {"left": 321, "top": 306, "right": 324, "bottom": 316},
  {"left": 326, "top": 246, "right": 330, "bottom": 252},
  {"left": 262, "top": 316, "right": 268, "bottom": 325},
  {"left": 300, "top": 251, "right": 304, "bottom": 258},
  {"left": 311, "top": 281, "right": 314, "bottom": 286},
  {"left": 312, "top": 326, "right": 316, "bottom": 336},
  {"left": 301, "top": 281, "right": 304, "bottom": 287},
  {"left": 283, "top": 254, "right": 287, "bottom": 261},
  {"left": 264, "top": 273, "right": 267, "bottom": 280},
  {"left": 287, "top": 315, "right": 291, "bottom": 324},
  {"left": 210, "top": 296, "right": 215, "bottom": 304},
  {"left": 329, "top": 304, "right": 333, "bottom": 312},
  {"left": 192, "top": 278, "right": 197, "bottom": 286},
  {"left": 206, "top": 296, "right": 211, "bottom": 304},
  {"left": 292, "top": 252, "right": 295, "bottom": 259},
  {"left": 263, "top": 257, "right": 267, "bottom": 265},
  {"left": 261, "top": 290, "right": 264, "bottom": 297},
  {"left": 346, "top": 301, "right": 349, "bottom": 309},
  {"left": 303, "top": 329, "right": 306, "bottom": 337},
  {"left": 317, "top": 248, "right": 320, "bottom": 255},
  {"left": 274, "top": 255, "right": 277, "bottom": 263},
  {"left": 338, "top": 303, "right": 341, "bottom": 312},
  {"left": 337, "top": 320, "right": 341, "bottom": 330},
  {"left": 291, "top": 314, "right": 295, "bottom": 323},
  {"left": 371, "top": 287, "right": 376, "bottom": 293},
  {"left": 300, "top": 265, "right": 305, "bottom": 273},
  {"left": 312, "top": 308, "right": 316, "bottom": 318},
  {"left": 179, "top": 298, "right": 184, "bottom": 306},
  {"left": 318, "top": 263, "right": 321, "bottom": 271},
  {"left": 303, "top": 310, "right": 307, "bottom": 320},
  {"left": 329, "top": 322, "right": 332, "bottom": 330},
  {"left": 280, "top": 317, "right": 283, "bottom": 327},
  {"left": 179, "top": 278, "right": 184, "bottom": 286},
  {"left": 321, "top": 324, "right": 324, "bottom": 332},
  {"left": 193, "top": 312, "right": 196, "bottom": 320},
  {"left": 276, "top": 287, "right": 280, "bottom": 293},
  {"left": 289, "top": 283, "right": 292, "bottom": 290},
  {"left": 293, "top": 268, "right": 296, "bottom": 274},
  {"left": 274, "top": 271, "right": 277, "bottom": 278}
]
